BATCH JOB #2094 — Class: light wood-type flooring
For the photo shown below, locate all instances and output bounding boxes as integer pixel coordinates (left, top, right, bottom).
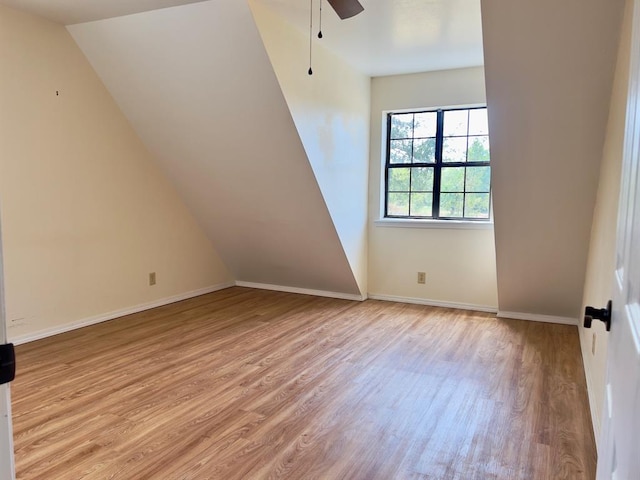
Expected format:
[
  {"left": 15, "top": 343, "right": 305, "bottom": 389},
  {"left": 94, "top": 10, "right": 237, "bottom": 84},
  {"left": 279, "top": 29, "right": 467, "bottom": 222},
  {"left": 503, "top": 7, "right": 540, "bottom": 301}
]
[{"left": 11, "top": 287, "right": 596, "bottom": 479}]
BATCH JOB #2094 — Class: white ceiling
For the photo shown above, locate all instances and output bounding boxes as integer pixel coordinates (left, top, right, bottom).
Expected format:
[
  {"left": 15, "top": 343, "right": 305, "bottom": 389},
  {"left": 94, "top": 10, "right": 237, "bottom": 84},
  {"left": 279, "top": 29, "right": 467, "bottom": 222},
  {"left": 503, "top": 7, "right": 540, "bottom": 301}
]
[
  {"left": 0, "top": 0, "right": 206, "bottom": 25},
  {"left": 1, "top": 0, "right": 484, "bottom": 77},
  {"left": 257, "top": 0, "right": 485, "bottom": 76}
]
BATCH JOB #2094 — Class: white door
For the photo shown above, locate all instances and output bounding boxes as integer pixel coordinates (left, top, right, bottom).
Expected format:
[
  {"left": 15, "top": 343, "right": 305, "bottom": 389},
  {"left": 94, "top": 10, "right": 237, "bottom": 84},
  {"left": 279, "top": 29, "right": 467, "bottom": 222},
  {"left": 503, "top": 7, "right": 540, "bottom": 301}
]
[
  {"left": 0, "top": 215, "right": 15, "bottom": 478},
  {"left": 0, "top": 386, "right": 14, "bottom": 480},
  {"left": 596, "top": 0, "right": 640, "bottom": 478}
]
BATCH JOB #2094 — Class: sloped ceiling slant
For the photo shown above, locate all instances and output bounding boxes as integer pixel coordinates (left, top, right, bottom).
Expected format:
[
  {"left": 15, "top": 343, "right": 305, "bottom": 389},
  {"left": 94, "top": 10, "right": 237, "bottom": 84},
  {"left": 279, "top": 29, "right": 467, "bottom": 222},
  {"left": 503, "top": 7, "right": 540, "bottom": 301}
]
[
  {"left": 482, "top": 0, "right": 626, "bottom": 318},
  {"left": 68, "top": 0, "right": 361, "bottom": 296}
]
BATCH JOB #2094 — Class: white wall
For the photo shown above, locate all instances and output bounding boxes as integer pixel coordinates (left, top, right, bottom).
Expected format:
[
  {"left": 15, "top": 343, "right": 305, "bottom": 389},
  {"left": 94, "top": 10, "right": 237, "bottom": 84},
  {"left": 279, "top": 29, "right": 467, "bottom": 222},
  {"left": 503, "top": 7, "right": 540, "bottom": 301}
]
[
  {"left": 0, "top": 5, "right": 233, "bottom": 341},
  {"left": 68, "top": 0, "right": 361, "bottom": 297},
  {"left": 249, "top": 0, "right": 370, "bottom": 295},
  {"left": 368, "top": 68, "right": 498, "bottom": 309},
  {"left": 481, "top": 0, "right": 625, "bottom": 320},
  {"left": 580, "top": 0, "right": 632, "bottom": 445}
]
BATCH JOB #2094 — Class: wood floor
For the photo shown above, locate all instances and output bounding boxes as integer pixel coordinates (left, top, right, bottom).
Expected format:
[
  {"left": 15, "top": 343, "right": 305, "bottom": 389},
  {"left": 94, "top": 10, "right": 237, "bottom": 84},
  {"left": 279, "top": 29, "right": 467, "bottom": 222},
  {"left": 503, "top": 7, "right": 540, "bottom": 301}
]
[{"left": 11, "top": 287, "right": 596, "bottom": 479}]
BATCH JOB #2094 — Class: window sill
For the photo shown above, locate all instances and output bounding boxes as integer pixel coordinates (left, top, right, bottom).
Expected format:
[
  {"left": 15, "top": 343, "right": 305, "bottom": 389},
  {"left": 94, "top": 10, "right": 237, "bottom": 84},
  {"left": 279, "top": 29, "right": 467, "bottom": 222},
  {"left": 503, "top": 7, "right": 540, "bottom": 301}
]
[{"left": 374, "top": 218, "right": 494, "bottom": 230}]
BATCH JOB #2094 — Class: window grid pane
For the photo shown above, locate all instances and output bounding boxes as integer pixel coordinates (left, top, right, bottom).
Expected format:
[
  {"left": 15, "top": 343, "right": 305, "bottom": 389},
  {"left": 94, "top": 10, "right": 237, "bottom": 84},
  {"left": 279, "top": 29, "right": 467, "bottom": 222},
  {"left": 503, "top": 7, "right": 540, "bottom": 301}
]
[
  {"left": 390, "top": 113, "right": 414, "bottom": 140},
  {"left": 410, "top": 193, "right": 433, "bottom": 217},
  {"left": 388, "top": 192, "right": 409, "bottom": 216},
  {"left": 411, "top": 167, "right": 434, "bottom": 192}
]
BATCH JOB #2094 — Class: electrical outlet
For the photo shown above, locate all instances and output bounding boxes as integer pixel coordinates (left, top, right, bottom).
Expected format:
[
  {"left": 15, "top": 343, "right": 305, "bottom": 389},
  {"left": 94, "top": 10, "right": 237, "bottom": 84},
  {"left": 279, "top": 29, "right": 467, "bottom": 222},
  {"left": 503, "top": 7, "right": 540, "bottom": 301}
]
[
  {"left": 417, "top": 272, "right": 426, "bottom": 284},
  {"left": 592, "top": 333, "right": 596, "bottom": 355},
  {"left": 149, "top": 272, "right": 156, "bottom": 286}
]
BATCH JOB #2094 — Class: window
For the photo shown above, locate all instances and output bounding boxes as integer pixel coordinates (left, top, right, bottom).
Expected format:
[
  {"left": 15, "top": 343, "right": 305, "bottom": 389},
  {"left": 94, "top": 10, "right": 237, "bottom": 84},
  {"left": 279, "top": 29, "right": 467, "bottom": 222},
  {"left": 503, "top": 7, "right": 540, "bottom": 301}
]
[{"left": 384, "top": 106, "right": 491, "bottom": 221}]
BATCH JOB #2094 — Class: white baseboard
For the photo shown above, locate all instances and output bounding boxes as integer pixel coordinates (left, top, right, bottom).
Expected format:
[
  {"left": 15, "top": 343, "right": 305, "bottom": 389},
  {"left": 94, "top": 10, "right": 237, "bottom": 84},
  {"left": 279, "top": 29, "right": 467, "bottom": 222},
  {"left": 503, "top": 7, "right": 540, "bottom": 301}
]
[
  {"left": 11, "top": 282, "right": 235, "bottom": 345},
  {"left": 235, "top": 281, "right": 366, "bottom": 302},
  {"left": 578, "top": 327, "right": 602, "bottom": 450},
  {"left": 582, "top": 352, "right": 601, "bottom": 450},
  {"left": 497, "top": 310, "right": 578, "bottom": 326},
  {"left": 367, "top": 293, "right": 497, "bottom": 313}
]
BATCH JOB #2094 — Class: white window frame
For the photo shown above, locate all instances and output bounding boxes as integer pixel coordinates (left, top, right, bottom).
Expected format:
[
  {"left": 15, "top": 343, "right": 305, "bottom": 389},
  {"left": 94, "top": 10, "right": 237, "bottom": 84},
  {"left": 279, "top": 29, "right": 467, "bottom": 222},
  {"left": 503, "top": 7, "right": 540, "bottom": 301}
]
[{"left": 377, "top": 103, "right": 494, "bottom": 230}]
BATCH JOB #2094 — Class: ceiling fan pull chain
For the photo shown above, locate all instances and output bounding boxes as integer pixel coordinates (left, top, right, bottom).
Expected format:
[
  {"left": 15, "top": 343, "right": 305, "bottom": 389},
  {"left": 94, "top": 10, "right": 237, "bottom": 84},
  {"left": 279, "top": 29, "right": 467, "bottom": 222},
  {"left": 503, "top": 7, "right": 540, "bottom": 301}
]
[
  {"left": 318, "top": 0, "right": 323, "bottom": 39},
  {"left": 308, "top": 0, "right": 313, "bottom": 75}
]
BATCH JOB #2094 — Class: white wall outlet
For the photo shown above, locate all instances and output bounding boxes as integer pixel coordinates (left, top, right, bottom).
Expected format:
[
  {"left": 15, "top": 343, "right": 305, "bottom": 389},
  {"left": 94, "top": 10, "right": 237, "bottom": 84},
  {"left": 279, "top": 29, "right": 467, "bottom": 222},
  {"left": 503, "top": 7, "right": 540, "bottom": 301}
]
[
  {"left": 149, "top": 272, "right": 156, "bottom": 286},
  {"left": 417, "top": 272, "right": 426, "bottom": 284}
]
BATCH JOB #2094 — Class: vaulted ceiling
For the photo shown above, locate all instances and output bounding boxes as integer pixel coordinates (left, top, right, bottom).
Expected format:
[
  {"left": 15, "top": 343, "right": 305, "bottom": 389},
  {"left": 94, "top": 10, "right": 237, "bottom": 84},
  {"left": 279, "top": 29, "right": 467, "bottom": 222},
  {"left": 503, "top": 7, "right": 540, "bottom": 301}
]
[{"left": 0, "top": 0, "right": 484, "bottom": 75}]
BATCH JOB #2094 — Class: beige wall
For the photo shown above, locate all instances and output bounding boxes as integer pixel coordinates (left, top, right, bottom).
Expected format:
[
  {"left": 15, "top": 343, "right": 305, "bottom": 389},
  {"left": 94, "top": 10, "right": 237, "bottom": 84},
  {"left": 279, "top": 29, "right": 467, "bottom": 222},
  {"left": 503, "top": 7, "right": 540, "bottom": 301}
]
[
  {"left": 0, "top": 5, "right": 233, "bottom": 342},
  {"left": 249, "top": 0, "right": 371, "bottom": 295},
  {"left": 481, "top": 0, "right": 625, "bottom": 320},
  {"left": 368, "top": 68, "right": 498, "bottom": 309},
  {"left": 580, "top": 0, "right": 633, "bottom": 446}
]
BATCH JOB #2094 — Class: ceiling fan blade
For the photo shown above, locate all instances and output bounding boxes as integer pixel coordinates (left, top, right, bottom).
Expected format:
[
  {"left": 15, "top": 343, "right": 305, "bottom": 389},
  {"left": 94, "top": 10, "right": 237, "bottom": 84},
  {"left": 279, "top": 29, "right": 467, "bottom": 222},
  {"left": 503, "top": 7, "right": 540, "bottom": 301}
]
[{"left": 326, "top": 0, "right": 364, "bottom": 19}]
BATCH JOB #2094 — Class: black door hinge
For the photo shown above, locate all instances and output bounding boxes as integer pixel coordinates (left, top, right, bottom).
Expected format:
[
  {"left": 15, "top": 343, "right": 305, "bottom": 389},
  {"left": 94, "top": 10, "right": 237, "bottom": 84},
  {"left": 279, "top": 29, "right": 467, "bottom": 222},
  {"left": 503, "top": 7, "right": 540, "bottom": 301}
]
[{"left": 0, "top": 343, "right": 15, "bottom": 385}]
